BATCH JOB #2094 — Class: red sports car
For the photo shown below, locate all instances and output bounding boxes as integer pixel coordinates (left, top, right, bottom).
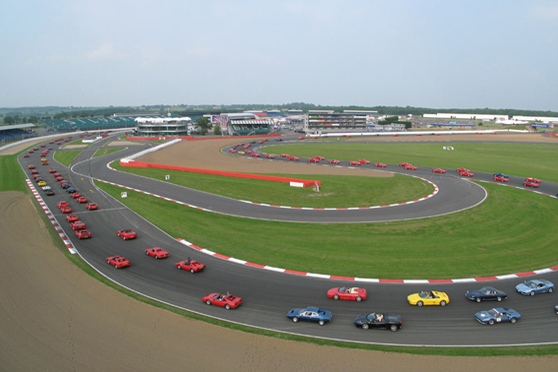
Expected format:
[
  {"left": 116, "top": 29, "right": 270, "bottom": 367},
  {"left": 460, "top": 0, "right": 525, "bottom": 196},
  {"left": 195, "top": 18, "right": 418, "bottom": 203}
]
[
  {"left": 65, "top": 214, "right": 79, "bottom": 222},
  {"left": 404, "top": 164, "right": 418, "bottom": 170},
  {"left": 399, "top": 162, "right": 410, "bottom": 167},
  {"left": 288, "top": 156, "right": 299, "bottom": 161},
  {"left": 432, "top": 168, "right": 446, "bottom": 174},
  {"left": 456, "top": 167, "right": 467, "bottom": 173},
  {"left": 250, "top": 152, "right": 261, "bottom": 157},
  {"left": 60, "top": 206, "right": 73, "bottom": 214},
  {"left": 71, "top": 221, "right": 86, "bottom": 230},
  {"left": 86, "top": 203, "right": 99, "bottom": 210},
  {"left": 459, "top": 170, "right": 475, "bottom": 177},
  {"left": 349, "top": 161, "right": 360, "bottom": 166},
  {"left": 308, "top": 157, "right": 320, "bottom": 163},
  {"left": 106, "top": 255, "right": 131, "bottom": 269},
  {"left": 358, "top": 159, "right": 370, "bottom": 164},
  {"left": 374, "top": 163, "right": 387, "bottom": 168},
  {"left": 27, "top": 164, "right": 35, "bottom": 169},
  {"left": 175, "top": 258, "right": 206, "bottom": 273},
  {"left": 71, "top": 192, "right": 81, "bottom": 199},
  {"left": 48, "top": 168, "right": 56, "bottom": 173},
  {"left": 328, "top": 159, "right": 340, "bottom": 165},
  {"left": 202, "top": 292, "right": 242, "bottom": 309},
  {"left": 493, "top": 175, "right": 509, "bottom": 182},
  {"left": 327, "top": 286, "right": 367, "bottom": 302},
  {"left": 23, "top": 154, "right": 29, "bottom": 158},
  {"left": 75, "top": 229, "right": 91, "bottom": 239},
  {"left": 145, "top": 247, "right": 169, "bottom": 259},
  {"left": 76, "top": 196, "right": 88, "bottom": 203},
  {"left": 117, "top": 229, "right": 137, "bottom": 240},
  {"left": 280, "top": 153, "right": 289, "bottom": 158},
  {"left": 31, "top": 170, "right": 39, "bottom": 175},
  {"left": 41, "top": 161, "right": 48, "bottom": 165},
  {"left": 523, "top": 181, "right": 540, "bottom": 188},
  {"left": 525, "top": 177, "right": 541, "bottom": 183},
  {"left": 264, "top": 154, "right": 275, "bottom": 159},
  {"left": 58, "top": 201, "right": 70, "bottom": 209}
]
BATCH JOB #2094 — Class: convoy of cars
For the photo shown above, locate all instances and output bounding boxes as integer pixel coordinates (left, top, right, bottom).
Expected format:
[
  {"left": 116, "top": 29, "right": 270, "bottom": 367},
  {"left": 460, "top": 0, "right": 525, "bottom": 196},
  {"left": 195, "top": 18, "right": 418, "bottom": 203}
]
[{"left": 20, "top": 137, "right": 558, "bottom": 334}]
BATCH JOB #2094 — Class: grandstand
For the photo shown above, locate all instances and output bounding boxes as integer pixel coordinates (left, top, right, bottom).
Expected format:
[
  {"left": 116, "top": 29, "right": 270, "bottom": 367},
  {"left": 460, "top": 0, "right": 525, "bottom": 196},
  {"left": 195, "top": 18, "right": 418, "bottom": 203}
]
[
  {"left": 216, "top": 113, "right": 273, "bottom": 136},
  {"left": 0, "top": 123, "right": 36, "bottom": 145},
  {"left": 42, "top": 116, "right": 137, "bottom": 132}
]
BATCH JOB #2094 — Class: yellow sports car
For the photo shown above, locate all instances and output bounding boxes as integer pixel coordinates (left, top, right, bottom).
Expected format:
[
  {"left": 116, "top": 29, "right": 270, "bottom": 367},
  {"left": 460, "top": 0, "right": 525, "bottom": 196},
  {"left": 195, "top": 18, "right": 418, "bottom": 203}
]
[
  {"left": 37, "top": 181, "right": 47, "bottom": 187},
  {"left": 407, "top": 290, "right": 450, "bottom": 306}
]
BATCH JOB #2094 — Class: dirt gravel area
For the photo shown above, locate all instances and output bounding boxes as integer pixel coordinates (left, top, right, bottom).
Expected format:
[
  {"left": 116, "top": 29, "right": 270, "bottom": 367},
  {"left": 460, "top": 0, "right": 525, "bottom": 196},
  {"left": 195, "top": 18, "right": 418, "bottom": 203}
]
[{"left": 2, "top": 132, "right": 558, "bottom": 370}]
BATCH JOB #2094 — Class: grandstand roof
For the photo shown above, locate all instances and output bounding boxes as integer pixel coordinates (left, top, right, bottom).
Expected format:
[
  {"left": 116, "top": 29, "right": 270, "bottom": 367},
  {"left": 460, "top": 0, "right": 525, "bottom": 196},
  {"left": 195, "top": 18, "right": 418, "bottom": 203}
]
[{"left": 0, "top": 123, "right": 35, "bottom": 132}]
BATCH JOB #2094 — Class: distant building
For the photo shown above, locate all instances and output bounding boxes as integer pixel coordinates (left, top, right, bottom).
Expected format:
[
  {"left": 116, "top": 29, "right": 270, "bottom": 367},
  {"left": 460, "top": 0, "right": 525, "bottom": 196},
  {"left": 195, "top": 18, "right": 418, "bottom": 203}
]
[
  {"left": 304, "top": 110, "right": 377, "bottom": 133},
  {"left": 423, "top": 113, "right": 508, "bottom": 121},
  {"left": 215, "top": 113, "right": 272, "bottom": 136},
  {"left": 134, "top": 117, "right": 191, "bottom": 137}
]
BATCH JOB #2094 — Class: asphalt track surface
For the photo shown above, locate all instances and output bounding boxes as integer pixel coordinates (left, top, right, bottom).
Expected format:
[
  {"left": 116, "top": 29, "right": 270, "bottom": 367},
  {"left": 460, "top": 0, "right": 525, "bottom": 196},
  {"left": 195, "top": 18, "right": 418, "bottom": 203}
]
[{"left": 20, "top": 135, "right": 558, "bottom": 347}]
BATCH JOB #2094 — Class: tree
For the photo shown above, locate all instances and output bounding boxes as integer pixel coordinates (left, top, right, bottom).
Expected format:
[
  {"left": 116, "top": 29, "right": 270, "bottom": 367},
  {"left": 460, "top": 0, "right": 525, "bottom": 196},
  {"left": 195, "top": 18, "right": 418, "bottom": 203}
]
[
  {"left": 213, "top": 125, "right": 221, "bottom": 136},
  {"left": 195, "top": 117, "right": 210, "bottom": 135}
]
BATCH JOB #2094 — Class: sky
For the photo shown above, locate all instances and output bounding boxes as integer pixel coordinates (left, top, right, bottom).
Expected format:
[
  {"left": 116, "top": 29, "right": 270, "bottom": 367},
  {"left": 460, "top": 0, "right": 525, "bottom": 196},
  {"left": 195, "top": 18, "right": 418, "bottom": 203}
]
[{"left": 1, "top": 1, "right": 557, "bottom": 111}]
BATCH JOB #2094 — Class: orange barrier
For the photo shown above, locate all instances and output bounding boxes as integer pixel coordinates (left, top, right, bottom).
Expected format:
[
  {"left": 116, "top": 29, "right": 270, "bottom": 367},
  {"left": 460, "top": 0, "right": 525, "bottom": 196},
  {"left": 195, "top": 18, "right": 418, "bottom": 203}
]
[
  {"left": 544, "top": 131, "right": 558, "bottom": 138},
  {"left": 120, "top": 160, "right": 321, "bottom": 188}
]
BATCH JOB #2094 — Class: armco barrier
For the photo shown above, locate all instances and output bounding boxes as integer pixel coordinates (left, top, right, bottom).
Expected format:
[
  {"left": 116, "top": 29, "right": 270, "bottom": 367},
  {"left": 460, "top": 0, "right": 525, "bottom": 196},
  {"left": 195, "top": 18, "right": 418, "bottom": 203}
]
[{"left": 120, "top": 160, "right": 321, "bottom": 188}]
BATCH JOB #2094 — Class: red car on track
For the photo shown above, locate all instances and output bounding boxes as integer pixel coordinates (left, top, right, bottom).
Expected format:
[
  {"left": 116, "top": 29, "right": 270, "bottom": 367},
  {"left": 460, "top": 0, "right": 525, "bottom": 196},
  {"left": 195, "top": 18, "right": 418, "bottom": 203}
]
[
  {"left": 328, "top": 159, "right": 340, "bottom": 165},
  {"left": 493, "top": 175, "right": 509, "bottom": 182},
  {"left": 117, "top": 229, "right": 137, "bottom": 240},
  {"left": 48, "top": 168, "right": 56, "bottom": 173},
  {"left": 523, "top": 181, "right": 540, "bottom": 188},
  {"left": 60, "top": 206, "right": 73, "bottom": 214},
  {"left": 71, "top": 221, "right": 86, "bottom": 230},
  {"left": 374, "top": 163, "right": 387, "bottom": 168},
  {"left": 106, "top": 256, "right": 131, "bottom": 269},
  {"left": 58, "top": 201, "right": 70, "bottom": 209},
  {"left": 175, "top": 258, "right": 206, "bottom": 273},
  {"left": 288, "top": 156, "right": 299, "bottom": 161},
  {"left": 202, "top": 292, "right": 242, "bottom": 309},
  {"left": 404, "top": 164, "right": 418, "bottom": 170},
  {"left": 525, "top": 177, "right": 541, "bottom": 184},
  {"left": 264, "top": 154, "right": 275, "bottom": 159},
  {"left": 76, "top": 196, "right": 88, "bottom": 203},
  {"left": 71, "top": 192, "right": 81, "bottom": 199},
  {"left": 459, "top": 170, "right": 475, "bottom": 177},
  {"left": 308, "top": 157, "right": 320, "bottom": 163},
  {"left": 145, "top": 247, "right": 169, "bottom": 259},
  {"left": 250, "top": 152, "right": 261, "bottom": 157},
  {"left": 432, "top": 168, "right": 446, "bottom": 174},
  {"left": 327, "top": 286, "right": 367, "bottom": 302},
  {"left": 86, "top": 203, "right": 99, "bottom": 210},
  {"left": 75, "top": 229, "right": 91, "bottom": 239},
  {"left": 65, "top": 214, "right": 79, "bottom": 222},
  {"left": 349, "top": 161, "right": 360, "bottom": 166},
  {"left": 399, "top": 162, "right": 410, "bottom": 167},
  {"left": 358, "top": 159, "right": 370, "bottom": 165},
  {"left": 280, "top": 153, "right": 289, "bottom": 158},
  {"left": 27, "top": 164, "right": 35, "bottom": 169},
  {"left": 23, "top": 153, "right": 29, "bottom": 158}
]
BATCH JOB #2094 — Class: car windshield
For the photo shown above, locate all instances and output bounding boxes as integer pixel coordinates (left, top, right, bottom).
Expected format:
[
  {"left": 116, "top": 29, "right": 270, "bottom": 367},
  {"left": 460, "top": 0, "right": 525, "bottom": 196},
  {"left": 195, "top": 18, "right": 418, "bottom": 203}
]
[
  {"left": 487, "top": 309, "right": 500, "bottom": 316},
  {"left": 526, "top": 281, "right": 537, "bottom": 288}
]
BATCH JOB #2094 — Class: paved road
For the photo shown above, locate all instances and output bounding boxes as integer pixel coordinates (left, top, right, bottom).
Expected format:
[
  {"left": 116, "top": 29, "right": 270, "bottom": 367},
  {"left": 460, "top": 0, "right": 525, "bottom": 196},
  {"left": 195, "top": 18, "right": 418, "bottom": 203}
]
[{"left": 19, "top": 135, "right": 558, "bottom": 347}]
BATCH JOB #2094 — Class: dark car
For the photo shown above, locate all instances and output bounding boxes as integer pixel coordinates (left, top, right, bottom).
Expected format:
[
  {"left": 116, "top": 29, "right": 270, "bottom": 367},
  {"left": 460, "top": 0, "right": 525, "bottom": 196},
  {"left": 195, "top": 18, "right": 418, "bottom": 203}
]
[
  {"left": 465, "top": 286, "right": 507, "bottom": 303},
  {"left": 286, "top": 306, "right": 332, "bottom": 326},
  {"left": 493, "top": 173, "right": 509, "bottom": 179},
  {"left": 353, "top": 312, "right": 402, "bottom": 332},
  {"left": 66, "top": 186, "right": 77, "bottom": 193}
]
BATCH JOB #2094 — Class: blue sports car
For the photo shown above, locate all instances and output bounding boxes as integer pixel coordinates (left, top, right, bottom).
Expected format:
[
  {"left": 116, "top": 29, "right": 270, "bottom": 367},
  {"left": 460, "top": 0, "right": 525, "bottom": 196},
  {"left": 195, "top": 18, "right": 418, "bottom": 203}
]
[
  {"left": 287, "top": 306, "right": 332, "bottom": 326},
  {"left": 475, "top": 307, "right": 521, "bottom": 325},
  {"left": 465, "top": 286, "right": 507, "bottom": 302},
  {"left": 515, "top": 279, "right": 554, "bottom": 296}
]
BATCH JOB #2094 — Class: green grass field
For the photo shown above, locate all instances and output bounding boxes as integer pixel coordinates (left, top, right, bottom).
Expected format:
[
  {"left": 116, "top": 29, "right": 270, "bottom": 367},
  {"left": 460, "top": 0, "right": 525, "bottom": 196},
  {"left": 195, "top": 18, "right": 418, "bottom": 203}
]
[
  {"left": 0, "top": 154, "right": 27, "bottom": 192},
  {"left": 53, "top": 150, "right": 81, "bottom": 167},
  {"left": 96, "top": 180, "right": 558, "bottom": 279},
  {"left": 264, "top": 142, "right": 558, "bottom": 182},
  {"left": 111, "top": 162, "right": 434, "bottom": 207}
]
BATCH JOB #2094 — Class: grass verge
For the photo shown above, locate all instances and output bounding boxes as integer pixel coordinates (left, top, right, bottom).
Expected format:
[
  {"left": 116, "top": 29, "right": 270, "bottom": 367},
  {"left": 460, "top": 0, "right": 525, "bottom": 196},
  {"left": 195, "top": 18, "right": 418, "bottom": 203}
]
[{"left": 95, "top": 180, "right": 558, "bottom": 279}]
